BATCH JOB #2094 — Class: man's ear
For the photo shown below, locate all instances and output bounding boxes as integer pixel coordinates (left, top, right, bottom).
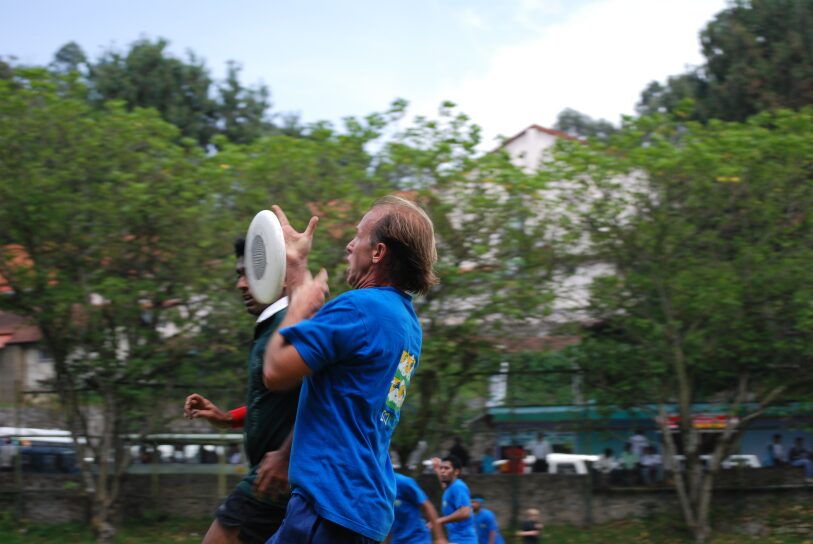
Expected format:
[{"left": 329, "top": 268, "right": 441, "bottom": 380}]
[{"left": 371, "top": 242, "right": 388, "bottom": 263}]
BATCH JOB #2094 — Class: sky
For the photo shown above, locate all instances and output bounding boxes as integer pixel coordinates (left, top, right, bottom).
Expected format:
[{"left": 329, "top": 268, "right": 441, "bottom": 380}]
[{"left": 2, "top": 0, "right": 728, "bottom": 145}]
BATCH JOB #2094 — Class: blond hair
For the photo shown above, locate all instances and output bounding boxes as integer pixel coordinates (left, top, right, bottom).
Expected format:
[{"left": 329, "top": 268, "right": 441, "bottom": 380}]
[{"left": 370, "top": 195, "right": 438, "bottom": 295}]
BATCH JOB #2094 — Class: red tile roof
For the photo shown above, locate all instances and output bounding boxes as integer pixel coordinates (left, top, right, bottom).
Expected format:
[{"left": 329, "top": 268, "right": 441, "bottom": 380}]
[
  {"left": 0, "top": 312, "right": 42, "bottom": 345},
  {"left": 499, "top": 124, "right": 578, "bottom": 150}
]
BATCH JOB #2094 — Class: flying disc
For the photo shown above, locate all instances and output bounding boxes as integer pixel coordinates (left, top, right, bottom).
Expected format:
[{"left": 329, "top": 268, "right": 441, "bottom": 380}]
[{"left": 245, "top": 210, "right": 286, "bottom": 304}]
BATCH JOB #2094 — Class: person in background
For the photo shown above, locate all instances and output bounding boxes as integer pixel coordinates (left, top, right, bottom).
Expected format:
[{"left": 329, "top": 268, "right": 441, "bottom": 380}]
[
  {"left": 516, "top": 508, "right": 543, "bottom": 544},
  {"left": 386, "top": 472, "right": 447, "bottom": 544},
  {"left": 594, "top": 447, "right": 617, "bottom": 487},
  {"left": 449, "top": 437, "right": 471, "bottom": 473},
  {"left": 480, "top": 450, "right": 496, "bottom": 475},
  {"left": 433, "top": 455, "right": 477, "bottom": 544},
  {"left": 640, "top": 445, "right": 664, "bottom": 485},
  {"left": 767, "top": 434, "right": 786, "bottom": 467},
  {"left": 619, "top": 443, "right": 640, "bottom": 485},
  {"left": 629, "top": 429, "right": 649, "bottom": 458},
  {"left": 471, "top": 495, "right": 504, "bottom": 544},
  {"left": 788, "top": 437, "right": 813, "bottom": 482},
  {"left": 528, "top": 433, "right": 552, "bottom": 473}
]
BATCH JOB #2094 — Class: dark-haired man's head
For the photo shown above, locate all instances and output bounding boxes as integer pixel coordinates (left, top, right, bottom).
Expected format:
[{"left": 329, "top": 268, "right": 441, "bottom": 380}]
[
  {"left": 439, "top": 454, "right": 462, "bottom": 484},
  {"left": 234, "top": 237, "right": 269, "bottom": 316}
]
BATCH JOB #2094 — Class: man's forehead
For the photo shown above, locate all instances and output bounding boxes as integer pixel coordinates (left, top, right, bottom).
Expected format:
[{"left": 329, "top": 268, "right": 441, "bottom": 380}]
[
  {"left": 358, "top": 206, "right": 388, "bottom": 229},
  {"left": 235, "top": 256, "right": 246, "bottom": 270}
]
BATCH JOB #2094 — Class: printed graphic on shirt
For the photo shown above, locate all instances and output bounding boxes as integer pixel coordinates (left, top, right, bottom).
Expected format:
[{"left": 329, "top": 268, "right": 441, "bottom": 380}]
[{"left": 380, "top": 350, "right": 417, "bottom": 429}]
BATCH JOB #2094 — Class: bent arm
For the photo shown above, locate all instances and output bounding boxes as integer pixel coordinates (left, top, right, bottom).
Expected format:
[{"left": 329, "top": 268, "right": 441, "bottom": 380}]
[
  {"left": 438, "top": 505, "right": 471, "bottom": 525},
  {"left": 263, "top": 269, "right": 327, "bottom": 391}
]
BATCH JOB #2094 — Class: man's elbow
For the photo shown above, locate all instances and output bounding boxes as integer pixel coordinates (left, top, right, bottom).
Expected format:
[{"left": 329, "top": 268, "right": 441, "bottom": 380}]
[{"left": 262, "top": 359, "right": 290, "bottom": 391}]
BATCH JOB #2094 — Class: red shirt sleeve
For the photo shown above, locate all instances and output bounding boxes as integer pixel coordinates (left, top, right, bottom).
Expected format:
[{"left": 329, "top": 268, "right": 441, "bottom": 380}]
[{"left": 228, "top": 406, "right": 246, "bottom": 428}]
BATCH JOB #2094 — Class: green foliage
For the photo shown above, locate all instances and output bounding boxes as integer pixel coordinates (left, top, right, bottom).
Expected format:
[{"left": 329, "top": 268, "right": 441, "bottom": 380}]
[
  {"left": 638, "top": 1, "right": 813, "bottom": 122},
  {"left": 0, "top": 68, "right": 241, "bottom": 541},
  {"left": 47, "top": 38, "right": 279, "bottom": 147},
  {"left": 546, "top": 107, "right": 813, "bottom": 541},
  {"left": 552, "top": 107, "right": 813, "bottom": 403},
  {"left": 554, "top": 108, "right": 617, "bottom": 141}
]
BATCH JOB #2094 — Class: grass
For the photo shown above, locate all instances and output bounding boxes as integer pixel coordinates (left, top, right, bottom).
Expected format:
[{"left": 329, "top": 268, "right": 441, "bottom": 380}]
[
  {"left": 0, "top": 503, "right": 812, "bottom": 543},
  {"left": 0, "top": 513, "right": 209, "bottom": 544}
]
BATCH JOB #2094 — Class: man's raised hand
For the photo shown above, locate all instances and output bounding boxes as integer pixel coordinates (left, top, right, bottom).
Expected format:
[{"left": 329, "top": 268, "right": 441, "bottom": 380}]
[{"left": 271, "top": 204, "right": 319, "bottom": 272}]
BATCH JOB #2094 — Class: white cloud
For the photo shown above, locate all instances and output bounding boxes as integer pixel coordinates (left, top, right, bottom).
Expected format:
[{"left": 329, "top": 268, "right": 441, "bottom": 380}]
[
  {"left": 460, "top": 7, "right": 489, "bottom": 30},
  {"left": 417, "top": 0, "right": 727, "bottom": 146},
  {"left": 515, "top": 0, "right": 567, "bottom": 30}
]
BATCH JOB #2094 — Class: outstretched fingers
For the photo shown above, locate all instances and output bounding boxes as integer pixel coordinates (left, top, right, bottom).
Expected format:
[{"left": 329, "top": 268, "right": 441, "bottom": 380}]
[
  {"left": 271, "top": 204, "right": 290, "bottom": 228},
  {"left": 304, "top": 215, "right": 319, "bottom": 238}
]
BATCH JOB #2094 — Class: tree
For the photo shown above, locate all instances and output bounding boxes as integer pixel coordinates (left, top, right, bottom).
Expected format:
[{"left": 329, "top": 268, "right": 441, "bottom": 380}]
[
  {"left": 50, "top": 41, "right": 89, "bottom": 75},
  {"left": 638, "top": 0, "right": 813, "bottom": 121},
  {"left": 0, "top": 68, "right": 231, "bottom": 542},
  {"left": 88, "top": 38, "right": 219, "bottom": 146},
  {"left": 546, "top": 108, "right": 813, "bottom": 542},
  {"left": 51, "top": 38, "right": 275, "bottom": 147},
  {"left": 554, "top": 107, "right": 617, "bottom": 141},
  {"left": 216, "top": 61, "right": 273, "bottom": 144}
]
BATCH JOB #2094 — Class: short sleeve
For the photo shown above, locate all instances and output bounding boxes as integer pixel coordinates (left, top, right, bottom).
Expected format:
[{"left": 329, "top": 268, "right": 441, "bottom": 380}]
[
  {"left": 279, "top": 295, "right": 367, "bottom": 373},
  {"left": 449, "top": 483, "right": 471, "bottom": 510}
]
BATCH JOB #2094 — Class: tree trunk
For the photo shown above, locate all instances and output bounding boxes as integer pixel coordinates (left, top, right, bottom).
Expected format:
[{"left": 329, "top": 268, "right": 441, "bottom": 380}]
[
  {"left": 91, "top": 390, "right": 120, "bottom": 544},
  {"left": 658, "top": 407, "right": 714, "bottom": 543},
  {"left": 91, "top": 497, "right": 117, "bottom": 544}
]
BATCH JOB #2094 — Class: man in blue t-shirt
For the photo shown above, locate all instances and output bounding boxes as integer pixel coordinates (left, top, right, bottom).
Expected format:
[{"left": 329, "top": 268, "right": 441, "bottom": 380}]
[
  {"left": 387, "top": 473, "right": 447, "bottom": 544},
  {"left": 436, "top": 455, "right": 477, "bottom": 544},
  {"left": 471, "top": 495, "right": 504, "bottom": 544},
  {"left": 262, "top": 197, "right": 438, "bottom": 543}
]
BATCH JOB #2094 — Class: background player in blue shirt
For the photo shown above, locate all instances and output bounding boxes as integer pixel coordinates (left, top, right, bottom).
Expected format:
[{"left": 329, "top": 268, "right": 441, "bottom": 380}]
[
  {"left": 435, "top": 455, "right": 477, "bottom": 544},
  {"left": 262, "top": 197, "right": 438, "bottom": 543},
  {"left": 386, "top": 473, "right": 447, "bottom": 544},
  {"left": 471, "top": 495, "right": 504, "bottom": 544}
]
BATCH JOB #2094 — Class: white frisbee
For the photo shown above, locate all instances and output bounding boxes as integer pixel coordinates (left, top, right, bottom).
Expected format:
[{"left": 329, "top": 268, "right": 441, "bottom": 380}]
[{"left": 245, "top": 210, "right": 286, "bottom": 304}]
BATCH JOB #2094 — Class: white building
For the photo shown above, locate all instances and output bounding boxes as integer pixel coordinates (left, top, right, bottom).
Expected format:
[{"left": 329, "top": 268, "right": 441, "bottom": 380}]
[
  {"left": 0, "top": 312, "right": 53, "bottom": 404},
  {"left": 499, "top": 124, "right": 612, "bottom": 331}
]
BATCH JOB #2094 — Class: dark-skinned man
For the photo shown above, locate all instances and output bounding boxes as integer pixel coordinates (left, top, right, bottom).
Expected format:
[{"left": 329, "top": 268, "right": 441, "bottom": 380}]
[{"left": 183, "top": 217, "right": 316, "bottom": 544}]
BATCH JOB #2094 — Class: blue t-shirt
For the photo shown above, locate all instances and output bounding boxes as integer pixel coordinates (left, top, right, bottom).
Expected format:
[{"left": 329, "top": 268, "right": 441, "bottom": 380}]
[
  {"left": 280, "top": 287, "right": 422, "bottom": 542},
  {"left": 391, "top": 473, "right": 431, "bottom": 544},
  {"left": 441, "top": 479, "right": 477, "bottom": 544},
  {"left": 474, "top": 508, "right": 505, "bottom": 544}
]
